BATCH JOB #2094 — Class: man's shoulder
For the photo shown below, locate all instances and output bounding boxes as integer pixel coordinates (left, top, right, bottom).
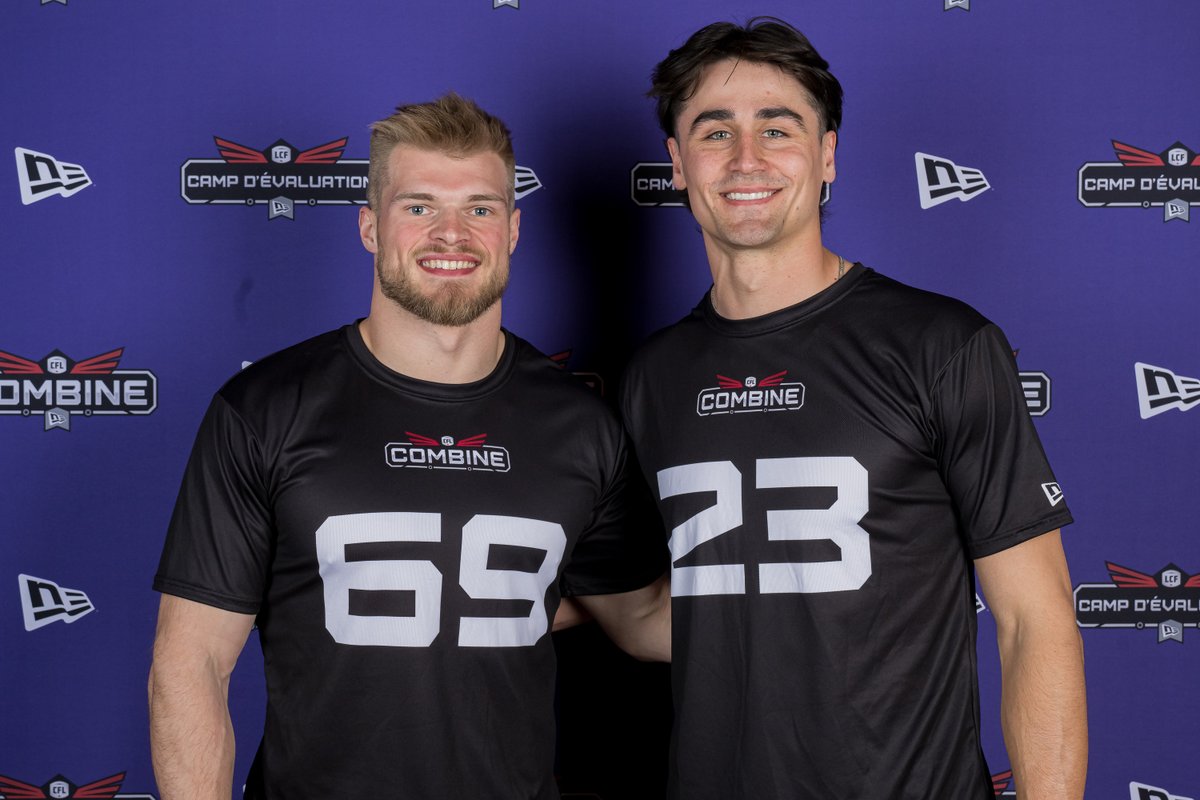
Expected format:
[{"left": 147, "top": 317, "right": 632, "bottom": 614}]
[
  {"left": 853, "top": 267, "right": 993, "bottom": 343},
  {"left": 625, "top": 310, "right": 705, "bottom": 374},
  {"left": 507, "top": 334, "right": 614, "bottom": 412},
  {"left": 217, "top": 326, "right": 349, "bottom": 408}
]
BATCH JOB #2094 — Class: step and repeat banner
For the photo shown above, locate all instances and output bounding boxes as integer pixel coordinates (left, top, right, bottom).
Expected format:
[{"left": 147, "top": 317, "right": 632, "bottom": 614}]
[{"left": 3, "top": 1, "right": 1196, "bottom": 798}]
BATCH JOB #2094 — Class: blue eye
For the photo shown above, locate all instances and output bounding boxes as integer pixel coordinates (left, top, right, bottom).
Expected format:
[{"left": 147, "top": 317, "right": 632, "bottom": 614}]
[
  {"left": 471, "top": 207, "right": 492, "bottom": 217},
  {"left": 408, "top": 205, "right": 428, "bottom": 216},
  {"left": 763, "top": 129, "right": 786, "bottom": 138}
]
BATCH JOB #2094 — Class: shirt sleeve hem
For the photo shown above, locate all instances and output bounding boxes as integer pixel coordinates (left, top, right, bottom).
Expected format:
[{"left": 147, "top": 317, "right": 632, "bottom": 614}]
[
  {"left": 967, "top": 510, "right": 1074, "bottom": 560},
  {"left": 560, "top": 564, "right": 667, "bottom": 598},
  {"left": 152, "top": 575, "right": 261, "bottom": 615}
]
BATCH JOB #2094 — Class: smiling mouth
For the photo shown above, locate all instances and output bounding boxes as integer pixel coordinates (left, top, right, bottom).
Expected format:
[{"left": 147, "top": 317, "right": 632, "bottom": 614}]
[
  {"left": 418, "top": 257, "right": 479, "bottom": 272},
  {"left": 722, "top": 190, "right": 777, "bottom": 201}
]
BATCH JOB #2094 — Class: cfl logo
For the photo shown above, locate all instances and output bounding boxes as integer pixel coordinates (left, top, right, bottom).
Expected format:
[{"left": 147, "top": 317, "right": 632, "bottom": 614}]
[{"left": 1167, "top": 148, "right": 1188, "bottom": 167}]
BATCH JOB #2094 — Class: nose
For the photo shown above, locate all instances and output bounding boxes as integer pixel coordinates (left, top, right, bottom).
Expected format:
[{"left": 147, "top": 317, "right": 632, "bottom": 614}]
[
  {"left": 430, "top": 211, "right": 468, "bottom": 245},
  {"left": 730, "top": 135, "right": 766, "bottom": 173}
]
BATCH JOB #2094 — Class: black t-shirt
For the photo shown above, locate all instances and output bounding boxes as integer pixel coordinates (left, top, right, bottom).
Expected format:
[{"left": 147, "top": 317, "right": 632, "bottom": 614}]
[
  {"left": 620, "top": 266, "right": 1072, "bottom": 800},
  {"left": 155, "top": 323, "right": 666, "bottom": 799}
]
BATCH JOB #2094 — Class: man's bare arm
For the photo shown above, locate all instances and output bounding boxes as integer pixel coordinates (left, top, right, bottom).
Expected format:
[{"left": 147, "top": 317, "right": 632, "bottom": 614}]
[
  {"left": 976, "top": 531, "right": 1087, "bottom": 800},
  {"left": 148, "top": 594, "right": 256, "bottom": 800},
  {"left": 574, "top": 574, "right": 671, "bottom": 662}
]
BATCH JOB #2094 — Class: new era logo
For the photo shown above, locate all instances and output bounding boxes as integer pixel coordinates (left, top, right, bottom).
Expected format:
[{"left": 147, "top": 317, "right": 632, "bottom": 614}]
[
  {"left": 1130, "top": 781, "right": 1194, "bottom": 800},
  {"left": 1165, "top": 198, "right": 1189, "bottom": 222},
  {"left": 1042, "top": 482, "right": 1064, "bottom": 507},
  {"left": 915, "top": 152, "right": 990, "bottom": 208},
  {"left": 514, "top": 166, "right": 541, "bottom": 199},
  {"left": 19, "top": 574, "right": 95, "bottom": 630},
  {"left": 1135, "top": 362, "right": 1200, "bottom": 418},
  {"left": 14, "top": 147, "right": 93, "bottom": 205}
]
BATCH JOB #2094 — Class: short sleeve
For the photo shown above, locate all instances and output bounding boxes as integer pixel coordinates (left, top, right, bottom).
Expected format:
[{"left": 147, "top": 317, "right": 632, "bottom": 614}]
[
  {"left": 559, "top": 430, "right": 669, "bottom": 597},
  {"left": 152, "top": 393, "right": 274, "bottom": 613},
  {"left": 931, "top": 324, "right": 1073, "bottom": 559}
]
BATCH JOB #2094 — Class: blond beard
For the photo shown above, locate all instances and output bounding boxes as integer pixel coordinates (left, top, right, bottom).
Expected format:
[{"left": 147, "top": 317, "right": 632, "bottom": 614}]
[{"left": 376, "top": 250, "right": 509, "bottom": 327}]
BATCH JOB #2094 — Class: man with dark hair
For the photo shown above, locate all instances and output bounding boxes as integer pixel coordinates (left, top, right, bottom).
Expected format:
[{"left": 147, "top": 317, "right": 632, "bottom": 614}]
[
  {"left": 148, "top": 93, "right": 669, "bottom": 799},
  {"left": 621, "top": 18, "right": 1086, "bottom": 800}
]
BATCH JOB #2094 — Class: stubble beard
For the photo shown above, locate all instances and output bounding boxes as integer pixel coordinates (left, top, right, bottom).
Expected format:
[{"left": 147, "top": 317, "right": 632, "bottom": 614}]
[{"left": 376, "top": 249, "right": 509, "bottom": 327}]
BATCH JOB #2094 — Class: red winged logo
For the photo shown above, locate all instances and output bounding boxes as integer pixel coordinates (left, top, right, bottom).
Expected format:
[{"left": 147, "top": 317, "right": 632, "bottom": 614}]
[
  {"left": 990, "top": 770, "right": 1014, "bottom": 796},
  {"left": 215, "top": 137, "right": 348, "bottom": 164},
  {"left": 405, "top": 432, "right": 487, "bottom": 447},
  {"left": 0, "top": 348, "right": 123, "bottom": 375},
  {"left": 0, "top": 772, "right": 126, "bottom": 799},
  {"left": 716, "top": 370, "right": 788, "bottom": 389},
  {"left": 1113, "top": 140, "right": 1200, "bottom": 167},
  {"left": 1107, "top": 561, "right": 1200, "bottom": 588}
]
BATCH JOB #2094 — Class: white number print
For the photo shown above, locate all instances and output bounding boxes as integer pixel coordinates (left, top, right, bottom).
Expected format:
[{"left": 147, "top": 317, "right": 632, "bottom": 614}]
[
  {"left": 657, "top": 457, "right": 871, "bottom": 597},
  {"left": 458, "top": 515, "right": 566, "bottom": 648},
  {"left": 316, "top": 512, "right": 565, "bottom": 648}
]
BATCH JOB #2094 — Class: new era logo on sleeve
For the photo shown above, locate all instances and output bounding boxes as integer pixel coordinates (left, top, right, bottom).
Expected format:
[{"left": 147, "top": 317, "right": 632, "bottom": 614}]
[
  {"left": 14, "top": 147, "right": 93, "bottom": 205},
  {"left": 1041, "top": 482, "right": 1064, "bottom": 506},
  {"left": 19, "top": 574, "right": 95, "bottom": 630},
  {"left": 1135, "top": 362, "right": 1200, "bottom": 418},
  {"left": 915, "top": 152, "right": 990, "bottom": 208}
]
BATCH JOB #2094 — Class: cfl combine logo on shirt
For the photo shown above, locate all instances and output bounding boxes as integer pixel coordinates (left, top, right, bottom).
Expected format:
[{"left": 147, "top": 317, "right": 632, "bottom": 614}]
[
  {"left": 1075, "top": 561, "right": 1200, "bottom": 644},
  {"left": 181, "top": 135, "right": 369, "bottom": 220},
  {"left": 696, "top": 371, "right": 805, "bottom": 416},
  {"left": 1078, "top": 140, "right": 1200, "bottom": 222},
  {"left": 0, "top": 347, "right": 157, "bottom": 431},
  {"left": 386, "top": 432, "right": 511, "bottom": 472},
  {"left": 0, "top": 771, "right": 154, "bottom": 799},
  {"left": 1130, "top": 780, "right": 1194, "bottom": 800},
  {"left": 1136, "top": 362, "right": 1200, "bottom": 418}
]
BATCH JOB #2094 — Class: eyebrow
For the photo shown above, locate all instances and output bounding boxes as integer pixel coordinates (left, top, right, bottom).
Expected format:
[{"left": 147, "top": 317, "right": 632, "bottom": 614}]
[
  {"left": 391, "top": 192, "right": 506, "bottom": 204},
  {"left": 687, "top": 106, "right": 809, "bottom": 135}
]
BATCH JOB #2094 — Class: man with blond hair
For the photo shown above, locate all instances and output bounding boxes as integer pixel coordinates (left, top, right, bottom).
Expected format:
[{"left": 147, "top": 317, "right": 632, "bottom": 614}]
[{"left": 149, "top": 93, "right": 668, "bottom": 799}]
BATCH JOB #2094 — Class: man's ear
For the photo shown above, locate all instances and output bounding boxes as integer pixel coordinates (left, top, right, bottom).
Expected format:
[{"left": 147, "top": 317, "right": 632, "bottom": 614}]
[
  {"left": 667, "top": 137, "right": 687, "bottom": 191},
  {"left": 822, "top": 129, "right": 837, "bottom": 185},
  {"left": 358, "top": 205, "right": 378, "bottom": 253}
]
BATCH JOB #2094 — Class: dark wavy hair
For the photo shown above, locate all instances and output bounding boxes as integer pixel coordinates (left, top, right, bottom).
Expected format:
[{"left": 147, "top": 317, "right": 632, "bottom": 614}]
[{"left": 649, "top": 17, "right": 843, "bottom": 141}]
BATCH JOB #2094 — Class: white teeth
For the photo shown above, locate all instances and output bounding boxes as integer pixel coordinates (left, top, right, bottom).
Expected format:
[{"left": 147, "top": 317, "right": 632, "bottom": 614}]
[
  {"left": 725, "top": 191, "right": 774, "bottom": 200},
  {"left": 420, "top": 259, "right": 476, "bottom": 271}
]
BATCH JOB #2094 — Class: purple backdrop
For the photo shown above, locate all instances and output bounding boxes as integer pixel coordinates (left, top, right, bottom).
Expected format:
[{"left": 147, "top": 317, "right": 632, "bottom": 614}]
[{"left": 3, "top": 1, "right": 1197, "bottom": 798}]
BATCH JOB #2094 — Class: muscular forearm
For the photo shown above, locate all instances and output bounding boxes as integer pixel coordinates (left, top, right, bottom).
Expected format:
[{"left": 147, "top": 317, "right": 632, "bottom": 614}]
[
  {"left": 996, "top": 617, "right": 1087, "bottom": 799},
  {"left": 148, "top": 649, "right": 238, "bottom": 800}
]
